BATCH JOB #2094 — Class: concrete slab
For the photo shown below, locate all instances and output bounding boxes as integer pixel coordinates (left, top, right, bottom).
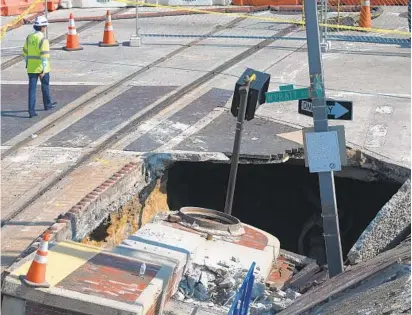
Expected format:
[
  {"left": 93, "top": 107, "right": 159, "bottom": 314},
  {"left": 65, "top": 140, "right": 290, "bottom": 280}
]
[
  {"left": 3, "top": 241, "right": 163, "bottom": 314},
  {"left": 215, "top": 38, "right": 411, "bottom": 168},
  {"left": 1, "top": 84, "right": 96, "bottom": 144},
  {"left": 124, "top": 88, "right": 232, "bottom": 152},
  {"left": 42, "top": 86, "right": 176, "bottom": 148},
  {"left": 174, "top": 110, "right": 300, "bottom": 156},
  {"left": 55, "top": 252, "right": 161, "bottom": 303}
]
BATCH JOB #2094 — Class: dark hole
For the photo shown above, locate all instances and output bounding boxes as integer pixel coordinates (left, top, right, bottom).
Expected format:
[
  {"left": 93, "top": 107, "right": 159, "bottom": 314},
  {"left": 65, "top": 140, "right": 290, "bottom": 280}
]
[
  {"left": 86, "top": 217, "right": 110, "bottom": 242},
  {"left": 166, "top": 160, "right": 402, "bottom": 264}
]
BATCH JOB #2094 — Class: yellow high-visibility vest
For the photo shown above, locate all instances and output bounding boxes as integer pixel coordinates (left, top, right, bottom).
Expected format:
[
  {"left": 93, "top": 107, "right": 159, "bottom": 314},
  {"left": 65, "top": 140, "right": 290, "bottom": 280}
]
[{"left": 22, "top": 32, "right": 50, "bottom": 74}]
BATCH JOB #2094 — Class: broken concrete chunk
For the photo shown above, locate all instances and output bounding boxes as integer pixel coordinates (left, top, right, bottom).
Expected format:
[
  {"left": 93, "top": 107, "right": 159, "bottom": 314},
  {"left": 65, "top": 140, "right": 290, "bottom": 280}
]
[
  {"left": 194, "top": 282, "right": 209, "bottom": 301},
  {"left": 174, "top": 291, "right": 185, "bottom": 301},
  {"left": 218, "top": 277, "right": 235, "bottom": 289},
  {"left": 273, "top": 289, "right": 287, "bottom": 299},
  {"left": 179, "top": 276, "right": 196, "bottom": 297},
  {"left": 250, "top": 302, "right": 272, "bottom": 315},
  {"left": 285, "top": 288, "right": 301, "bottom": 300},
  {"left": 231, "top": 256, "right": 240, "bottom": 263},
  {"left": 272, "top": 298, "right": 294, "bottom": 312},
  {"left": 199, "top": 271, "right": 209, "bottom": 288},
  {"left": 251, "top": 282, "right": 266, "bottom": 299},
  {"left": 218, "top": 260, "right": 230, "bottom": 268}
]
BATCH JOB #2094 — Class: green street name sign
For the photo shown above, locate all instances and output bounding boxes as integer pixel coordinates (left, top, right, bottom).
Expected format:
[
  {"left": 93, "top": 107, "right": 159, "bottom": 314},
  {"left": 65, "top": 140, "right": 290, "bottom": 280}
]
[{"left": 265, "top": 87, "right": 310, "bottom": 103}]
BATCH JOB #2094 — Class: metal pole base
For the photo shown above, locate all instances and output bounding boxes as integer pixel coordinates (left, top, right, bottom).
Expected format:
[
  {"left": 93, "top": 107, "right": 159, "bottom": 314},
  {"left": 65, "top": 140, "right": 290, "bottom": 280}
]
[
  {"left": 320, "top": 41, "right": 331, "bottom": 52},
  {"left": 129, "top": 35, "right": 141, "bottom": 47}
]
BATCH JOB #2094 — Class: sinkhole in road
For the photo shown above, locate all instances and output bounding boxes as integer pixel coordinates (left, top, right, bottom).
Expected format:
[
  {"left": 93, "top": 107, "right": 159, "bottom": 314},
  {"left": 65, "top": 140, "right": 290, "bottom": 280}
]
[{"left": 166, "top": 160, "right": 403, "bottom": 265}]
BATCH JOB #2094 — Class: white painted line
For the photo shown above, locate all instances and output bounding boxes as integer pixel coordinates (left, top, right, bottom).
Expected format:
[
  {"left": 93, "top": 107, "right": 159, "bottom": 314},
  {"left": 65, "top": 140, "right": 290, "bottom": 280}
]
[
  {"left": 364, "top": 124, "right": 388, "bottom": 148},
  {"left": 112, "top": 84, "right": 226, "bottom": 150},
  {"left": 375, "top": 106, "right": 394, "bottom": 114},
  {"left": 154, "top": 107, "right": 225, "bottom": 152},
  {"left": 1, "top": 46, "right": 23, "bottom": 50},
  {"left": 1, "top": 81, "right": 107, "bottom": 86}
]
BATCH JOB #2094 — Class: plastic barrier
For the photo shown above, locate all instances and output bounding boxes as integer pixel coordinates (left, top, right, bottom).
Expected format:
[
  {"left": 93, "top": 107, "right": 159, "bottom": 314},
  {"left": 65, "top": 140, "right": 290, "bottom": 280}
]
[
  {"left": 1, "top": 0, "right": 41, "bottom": 38},
  {"left": 228, "top": 262, "right": 256, "bottom": 315},
  {"left": 1, "top": 0, "right": 59, "bottom": 16},
  {"left": 59, "top": 0, "right": 127, "bottom": 9}
]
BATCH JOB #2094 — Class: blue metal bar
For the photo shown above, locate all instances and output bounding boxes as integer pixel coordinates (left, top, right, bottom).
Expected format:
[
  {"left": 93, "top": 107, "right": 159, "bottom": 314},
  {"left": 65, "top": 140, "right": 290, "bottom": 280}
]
[{"left": 228, "top": 262, "right": 256, "bottom": 315}]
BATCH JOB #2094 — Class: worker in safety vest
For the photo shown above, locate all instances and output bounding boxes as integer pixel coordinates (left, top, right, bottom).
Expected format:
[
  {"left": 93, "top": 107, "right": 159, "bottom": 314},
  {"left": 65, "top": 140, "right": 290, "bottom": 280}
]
[{"left": 22, "top": 16, "right": 57, "bottom": 118}]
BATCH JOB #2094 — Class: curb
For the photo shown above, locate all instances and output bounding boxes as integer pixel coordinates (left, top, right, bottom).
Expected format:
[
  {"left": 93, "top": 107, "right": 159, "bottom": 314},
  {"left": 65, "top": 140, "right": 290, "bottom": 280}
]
[
  {"left": 48, "top": 161, "right": 140, "bottom": 241},
  {"left": 10, "top": 161, "right": 140, "bottom": 268}
]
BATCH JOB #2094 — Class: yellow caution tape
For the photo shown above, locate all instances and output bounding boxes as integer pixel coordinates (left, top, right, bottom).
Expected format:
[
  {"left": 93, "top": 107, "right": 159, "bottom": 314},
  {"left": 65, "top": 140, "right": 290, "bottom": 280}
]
[
  {"left": 249, "top": 73, "right": 257, "bottom": 82},
  {"left": 115, "top": 0, "right": 411, "bottom": 36},
  {"left": 0, "top": 0, "right": 44, "bottom": 41}
]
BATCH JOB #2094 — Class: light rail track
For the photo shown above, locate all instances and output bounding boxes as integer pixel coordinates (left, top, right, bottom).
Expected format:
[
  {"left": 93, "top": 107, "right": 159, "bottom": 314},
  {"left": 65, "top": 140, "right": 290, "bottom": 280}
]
[
  {"left": 1, "top": 16, "right": 244, "bottom": 159},
  {"left": 0, "top": 22, "right": 298, "bottom": 229}
]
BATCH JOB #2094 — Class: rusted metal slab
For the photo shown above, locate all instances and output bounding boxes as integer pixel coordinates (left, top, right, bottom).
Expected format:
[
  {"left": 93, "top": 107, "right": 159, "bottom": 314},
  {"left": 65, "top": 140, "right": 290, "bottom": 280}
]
[
  {"left": 56, "top": 253, "right": 161, "bottom": 304},
  {"left": 233, "top": 225, "right": 268, "bottom": 251},
  {"left": 162, "top": 221, "right": 268, "bottom": 251}
]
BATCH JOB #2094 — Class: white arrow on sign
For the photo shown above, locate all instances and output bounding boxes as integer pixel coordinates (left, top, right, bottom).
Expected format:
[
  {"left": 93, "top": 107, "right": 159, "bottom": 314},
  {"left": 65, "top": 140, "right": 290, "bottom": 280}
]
[
  {"left": 329, "top": 102, "right": 349, "bottom": 119},
  {"left": 301, "top": 100, "right": 349, "bottom": 119}
]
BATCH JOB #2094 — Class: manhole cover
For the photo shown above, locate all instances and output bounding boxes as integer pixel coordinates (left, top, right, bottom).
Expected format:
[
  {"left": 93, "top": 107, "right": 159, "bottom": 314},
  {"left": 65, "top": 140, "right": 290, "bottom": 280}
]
[{"left": 178, "top": 207, "right": 244, "bottom": 236}]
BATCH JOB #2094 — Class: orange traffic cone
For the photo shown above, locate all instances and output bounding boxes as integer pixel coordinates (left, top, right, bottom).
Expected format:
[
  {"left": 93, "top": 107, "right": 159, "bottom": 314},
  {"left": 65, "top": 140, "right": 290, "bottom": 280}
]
[
  {"left": 359, "top": 0, "right": 372, "bottom": 28},
  {"left": 63, "top": 13, "right": 83, "bottom": 51},
  {"left": 99, "top": 10, "right": 119, "bottom": 47},
  {"left": 20, "top": 232, "right": 51, "bottom": 288}
]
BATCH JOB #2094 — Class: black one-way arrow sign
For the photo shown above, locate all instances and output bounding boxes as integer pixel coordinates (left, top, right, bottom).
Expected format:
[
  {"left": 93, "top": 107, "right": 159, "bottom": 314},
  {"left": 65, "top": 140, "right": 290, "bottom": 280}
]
[{"left": 298, "top": 99, "right": 353, "bottom": 120}]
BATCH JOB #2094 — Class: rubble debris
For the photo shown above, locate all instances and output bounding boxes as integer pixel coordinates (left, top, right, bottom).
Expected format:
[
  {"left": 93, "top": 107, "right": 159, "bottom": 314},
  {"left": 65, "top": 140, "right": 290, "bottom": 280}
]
[
  {"left": 231, "top": 256, "right": 240, "bottom": 263},
  {"left": 174, "top": 257, "right": 302, "bottom": 314}
]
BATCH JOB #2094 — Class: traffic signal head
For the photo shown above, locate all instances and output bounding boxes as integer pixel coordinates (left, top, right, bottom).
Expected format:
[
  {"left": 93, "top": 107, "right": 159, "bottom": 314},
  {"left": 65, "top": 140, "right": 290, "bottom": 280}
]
[{"left": 231, "top": 68, "right": 271, "bottom": 121}]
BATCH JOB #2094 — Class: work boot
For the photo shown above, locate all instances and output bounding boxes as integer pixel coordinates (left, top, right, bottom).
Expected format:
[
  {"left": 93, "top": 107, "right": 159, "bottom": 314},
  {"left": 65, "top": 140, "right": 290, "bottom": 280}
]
[
  {"left": 29, "top": 112, "right": 38, "bottom": 118},
  {"left": 45, "top": 102, "right": 57, "bottom": 110}
]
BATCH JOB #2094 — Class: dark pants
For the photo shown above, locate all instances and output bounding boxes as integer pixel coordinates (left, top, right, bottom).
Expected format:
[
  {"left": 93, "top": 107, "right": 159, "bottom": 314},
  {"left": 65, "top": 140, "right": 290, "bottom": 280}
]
[{"left": 28, "top": 72, "right": 52, "bottom": 115}]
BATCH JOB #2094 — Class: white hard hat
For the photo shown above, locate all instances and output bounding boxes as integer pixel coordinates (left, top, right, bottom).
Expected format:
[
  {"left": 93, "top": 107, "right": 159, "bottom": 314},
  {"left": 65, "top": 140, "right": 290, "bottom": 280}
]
[{"left": 34, "top": 16, "right": 49, "bottom": 27}]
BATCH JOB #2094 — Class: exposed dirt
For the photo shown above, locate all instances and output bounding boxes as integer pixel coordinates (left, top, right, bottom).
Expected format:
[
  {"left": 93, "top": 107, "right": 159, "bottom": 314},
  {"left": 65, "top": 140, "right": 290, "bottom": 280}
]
[{"left": 82, "top": 179, "right": 169, "bottom": 248}]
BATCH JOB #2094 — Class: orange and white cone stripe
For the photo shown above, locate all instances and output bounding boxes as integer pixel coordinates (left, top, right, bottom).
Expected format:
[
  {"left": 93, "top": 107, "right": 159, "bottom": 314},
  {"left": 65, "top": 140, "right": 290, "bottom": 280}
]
[
  {"left": 359, "top": 0, "right": 372, "bottom": 28},
  {"left": 63, "top": 13, "right": 83, "bottom": 51},
  {"left": 20, "top": 232, "right": 51, "bottom": 288},
  {"left": 99, "top": 10, "right": 119, "bottom": 47},
  {"left": 68, "top": 17, "right": 77, "bottom": 35}
]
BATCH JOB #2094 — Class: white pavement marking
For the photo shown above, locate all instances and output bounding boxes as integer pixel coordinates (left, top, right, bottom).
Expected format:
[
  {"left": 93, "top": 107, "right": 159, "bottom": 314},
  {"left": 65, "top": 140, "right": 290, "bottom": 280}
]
[
  {"left": 1, "top": 81, "right": 107, "bottom": 86},
  {"left": 375, "top": 106, "right": 394, "bottom": 114},
  {"left": 364, "top": 124, "right": 389, "bottom": 148},
  {"left": 154, "top": 107, "right": 226, "bottom": 152},
  {"left": 112, "top": 84, "right": 223, "bottom": 151}
]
